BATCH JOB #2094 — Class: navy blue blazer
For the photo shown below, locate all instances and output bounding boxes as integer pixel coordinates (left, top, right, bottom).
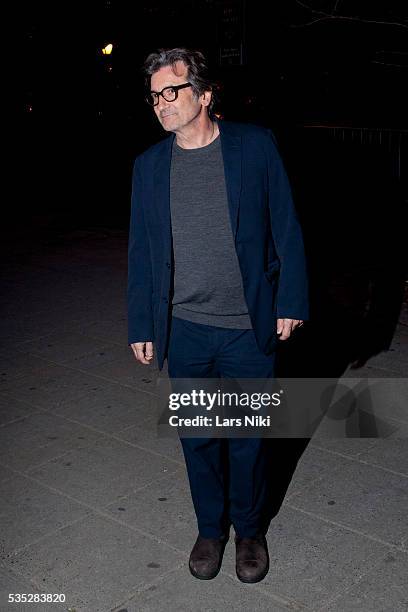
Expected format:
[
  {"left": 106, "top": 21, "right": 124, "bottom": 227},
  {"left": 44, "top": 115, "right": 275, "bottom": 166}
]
[{"left": 127, "top": 119, "right": 309, "bottom": 371}]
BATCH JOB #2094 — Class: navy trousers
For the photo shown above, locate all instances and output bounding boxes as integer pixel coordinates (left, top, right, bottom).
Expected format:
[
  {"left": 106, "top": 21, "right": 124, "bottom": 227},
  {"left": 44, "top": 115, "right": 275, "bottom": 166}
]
[{"left": 167, "top": 316, "right": 276, "bottom": 539}]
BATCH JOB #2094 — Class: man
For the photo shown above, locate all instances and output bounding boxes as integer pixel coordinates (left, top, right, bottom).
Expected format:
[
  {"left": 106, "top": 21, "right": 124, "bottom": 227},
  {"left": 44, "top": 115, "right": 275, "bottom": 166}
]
[{"left": 128, "top": 48, "right": 308, "bottom": 583}]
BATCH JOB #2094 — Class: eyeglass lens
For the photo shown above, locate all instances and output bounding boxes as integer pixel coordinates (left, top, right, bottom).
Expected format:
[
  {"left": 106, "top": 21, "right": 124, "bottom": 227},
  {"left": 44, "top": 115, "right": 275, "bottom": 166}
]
[{"left": 148, "top": 87, "right": 177, "bottom": 105}]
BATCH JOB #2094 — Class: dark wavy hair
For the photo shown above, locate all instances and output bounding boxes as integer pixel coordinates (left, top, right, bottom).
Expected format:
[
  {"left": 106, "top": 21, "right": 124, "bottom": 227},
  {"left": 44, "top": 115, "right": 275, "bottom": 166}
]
[{"left": 142, "top": 48, "right": 217, "bottom": 117}]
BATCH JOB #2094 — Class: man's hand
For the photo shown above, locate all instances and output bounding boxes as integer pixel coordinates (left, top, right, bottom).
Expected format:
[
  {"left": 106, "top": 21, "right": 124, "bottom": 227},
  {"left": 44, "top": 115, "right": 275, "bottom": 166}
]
[
  {"left": 277, "top": 318, "right": 304, "bottom": 341},
  {"left": 130, "top": 341, "right": 154, "bottom": 365}
]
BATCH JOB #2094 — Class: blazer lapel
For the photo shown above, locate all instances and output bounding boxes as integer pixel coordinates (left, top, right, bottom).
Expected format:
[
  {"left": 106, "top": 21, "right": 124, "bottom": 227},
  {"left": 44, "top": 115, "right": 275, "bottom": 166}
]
[
  {"left": 153, "top": 133, "right": 175, "bottom": 241},
  {"left": 218, "top": 120, "right": 242, "bottom": 240}
]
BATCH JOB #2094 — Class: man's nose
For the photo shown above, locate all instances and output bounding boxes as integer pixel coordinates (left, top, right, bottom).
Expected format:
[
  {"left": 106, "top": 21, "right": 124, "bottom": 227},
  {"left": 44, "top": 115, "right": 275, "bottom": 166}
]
[{"left": 157, "top": 96, "right": 171, "bottom": 112}]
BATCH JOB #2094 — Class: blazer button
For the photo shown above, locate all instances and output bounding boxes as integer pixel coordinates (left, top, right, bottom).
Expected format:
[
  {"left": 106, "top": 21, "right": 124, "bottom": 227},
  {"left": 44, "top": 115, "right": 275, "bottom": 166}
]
[{"left": 166, "top": 262, "right": 171, "bottom": 268}]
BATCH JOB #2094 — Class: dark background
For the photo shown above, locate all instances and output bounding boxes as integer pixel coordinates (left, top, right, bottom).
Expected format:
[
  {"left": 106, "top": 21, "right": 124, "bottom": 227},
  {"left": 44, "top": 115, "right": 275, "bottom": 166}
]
[
  {"left": 21, "top": 1, "right": 408, "bottom": 222},
  {"left": 18, "top": 0, "right": 408, "bottom": 375}
]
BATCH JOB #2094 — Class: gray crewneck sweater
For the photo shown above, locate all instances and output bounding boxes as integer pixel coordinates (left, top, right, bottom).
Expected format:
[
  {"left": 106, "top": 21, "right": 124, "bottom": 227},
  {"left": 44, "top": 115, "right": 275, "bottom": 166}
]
[{"left": 169, "top": 134, "right": 252, "bottom": 329}]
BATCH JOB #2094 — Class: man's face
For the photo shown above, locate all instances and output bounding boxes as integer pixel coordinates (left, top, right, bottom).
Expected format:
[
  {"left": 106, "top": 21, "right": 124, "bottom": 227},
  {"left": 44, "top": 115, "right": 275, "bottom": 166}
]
[{"left": 150, "top": 61, "right": 208, "bottom": 132}]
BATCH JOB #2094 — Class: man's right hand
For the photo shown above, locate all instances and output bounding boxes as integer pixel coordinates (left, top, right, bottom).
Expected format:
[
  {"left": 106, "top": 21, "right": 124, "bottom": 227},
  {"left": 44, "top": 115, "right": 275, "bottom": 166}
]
[{"left": 130, "top": 341, "right": 154, "bottom": 365}]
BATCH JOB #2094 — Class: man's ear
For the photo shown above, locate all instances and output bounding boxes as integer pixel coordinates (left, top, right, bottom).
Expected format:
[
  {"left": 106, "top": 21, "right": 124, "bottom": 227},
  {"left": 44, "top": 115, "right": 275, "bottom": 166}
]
[{"left": 201, "top": 90, "right": 212, "bottom": 107}]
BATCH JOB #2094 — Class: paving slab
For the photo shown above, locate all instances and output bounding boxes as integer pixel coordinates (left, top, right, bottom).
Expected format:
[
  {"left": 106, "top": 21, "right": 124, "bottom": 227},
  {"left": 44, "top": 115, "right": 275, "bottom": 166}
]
[
  {"left": 0, "top": 464, "right": 18, "bottom": 485},
  {"left": 48, "top": 383, "right": 156, "bottom": 434},
  {"left": 70, "top": 316, "right": 128, "bottom": 346},
  {"left": 284, "top": 444, "right": 353, "bottom": 499},
  {"left": 112, "top": 565, "right": 292, "bottom": 612},
  {"left": 104, "top": 469, "right": 197, "bottom": 552},
  {"left": 0, "top": 351, "right": 54, "bottom": 384},
  {"left": 115, "top": 414, "right": 184, "bottom": 463},
  {"left": 0, "top": 365, "right": 118, "bottom": 410},
  {"left": 357, "top": 335, "right": 408, "bottom": 371},
  {"left": 343, "top": 364, "right": 402, "bottom": 378},
  {"left": 0, "top": 394, "right": 41, "bottom": 427},
  {"left": 84, "top": 350, "right": 161, "bottom": 393},
  {"left": 222, "top": 505, "right": 388, "bottom": 610},
  {"left": 0, "top": 474, "right": 90, "bottom": 557},
  {"left": 7, "top": 512, "right": 184, "bottom": 612},
  {"left": 322, "top": 549, "right": 408, "bottom": 612},
  {"left": 0, "top": 566, "right": 67, "bottom": 612},
  {"left": 312, "top": 415, "right": 401, "bottom": 441},
  {"left": 368, "top": 380, "right": 408, "bottom": 425},
  {"left": 0, "top": 293, "right": 75, "bottom": 325},
  {"left": 0, "top": 304, "right": 101, "bottom": 349},
  {"left": 384, "top": 419, "right": 408, "bottom": 438},
  {"left": 356, "top": 439, "right": 408, "bottom": 475},
  {"left": 288, "top": 454, "right": 408, "bottom": 549},
  {"left": 28, "top": 436, "right": 180, "bottom": 507},
  {"left": 309, "top": 438, "right": 380, "bottom": 458},
  {"left": 14, "top": 332, "right": 122, "bottom": 370},
  {"left": 0, "top": 411, "right": 103, "bottom": 472}
]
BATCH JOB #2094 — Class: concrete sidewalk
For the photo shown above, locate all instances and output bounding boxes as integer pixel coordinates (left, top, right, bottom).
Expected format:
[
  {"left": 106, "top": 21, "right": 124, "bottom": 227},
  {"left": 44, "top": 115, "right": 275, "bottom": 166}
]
[{"left": 1, "top": 225, "right": 407, "bottom": 612}]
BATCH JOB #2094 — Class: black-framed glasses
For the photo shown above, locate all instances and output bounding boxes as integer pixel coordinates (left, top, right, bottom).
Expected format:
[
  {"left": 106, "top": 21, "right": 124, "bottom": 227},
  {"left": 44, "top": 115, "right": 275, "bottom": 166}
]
[{"left": 145, "top": 82, "right": 192, "bottom": 106}]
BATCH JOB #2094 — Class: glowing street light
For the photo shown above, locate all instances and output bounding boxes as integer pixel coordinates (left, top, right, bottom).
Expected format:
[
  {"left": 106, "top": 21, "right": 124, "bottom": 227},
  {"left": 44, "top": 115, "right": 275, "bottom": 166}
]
[{"left": 102, "top": 43, "right": 113, "bottom": 55}]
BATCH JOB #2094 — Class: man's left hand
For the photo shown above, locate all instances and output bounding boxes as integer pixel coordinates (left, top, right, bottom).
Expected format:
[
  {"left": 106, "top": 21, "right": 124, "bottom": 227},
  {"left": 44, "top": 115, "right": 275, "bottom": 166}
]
[{"left": 277, "top": 318, "right": 304, "bottom": 340}]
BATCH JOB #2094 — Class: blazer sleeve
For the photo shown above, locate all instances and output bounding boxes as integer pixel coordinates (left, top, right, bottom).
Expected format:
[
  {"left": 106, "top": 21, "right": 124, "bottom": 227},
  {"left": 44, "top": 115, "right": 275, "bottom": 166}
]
[
  {"left": 127, "top": 155, "right": 155, "bottom": 344},
  {"left": 266, "top": 130, "right": 309, "bottom": 321}
]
